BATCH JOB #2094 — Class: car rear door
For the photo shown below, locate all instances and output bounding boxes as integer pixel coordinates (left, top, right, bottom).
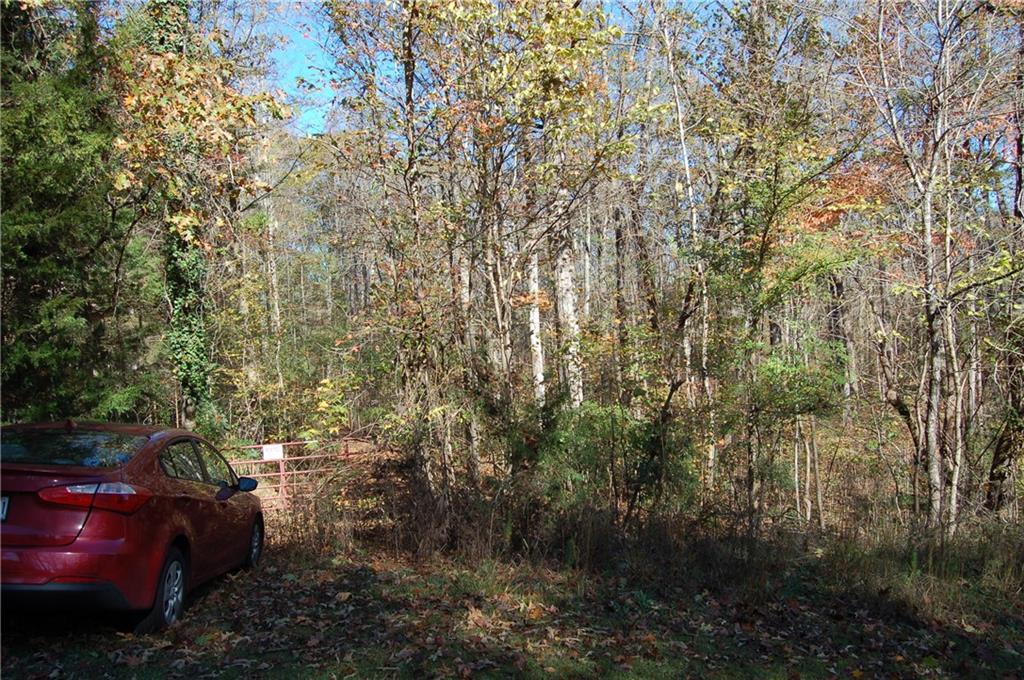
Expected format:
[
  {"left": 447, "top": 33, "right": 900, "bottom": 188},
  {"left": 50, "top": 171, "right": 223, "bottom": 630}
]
[{"left": 158, "top": 439, "right": 222, "bottom": 583}]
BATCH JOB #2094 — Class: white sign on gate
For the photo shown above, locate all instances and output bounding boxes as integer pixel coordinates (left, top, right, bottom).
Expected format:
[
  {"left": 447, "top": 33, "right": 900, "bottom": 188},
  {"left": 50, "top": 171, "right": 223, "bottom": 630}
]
[{"left": 262, "top": 443, "right": 284, "bottom": 460}]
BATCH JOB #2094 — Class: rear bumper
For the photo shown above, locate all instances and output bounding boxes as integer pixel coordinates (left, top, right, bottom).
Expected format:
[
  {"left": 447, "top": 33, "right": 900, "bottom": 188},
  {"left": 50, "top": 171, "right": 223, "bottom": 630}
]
[
  {"left": 2, "top": 581, "right": 132, "bottom": 610},
  {"left": 1, "top": 538, "right": 155, "bottom": 610}
]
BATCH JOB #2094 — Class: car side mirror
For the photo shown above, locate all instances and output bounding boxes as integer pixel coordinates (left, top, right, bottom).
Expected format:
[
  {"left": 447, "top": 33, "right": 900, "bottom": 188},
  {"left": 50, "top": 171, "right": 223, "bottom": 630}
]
[{"left": 237, "top": 477, "right": 258, "bottom": 493}]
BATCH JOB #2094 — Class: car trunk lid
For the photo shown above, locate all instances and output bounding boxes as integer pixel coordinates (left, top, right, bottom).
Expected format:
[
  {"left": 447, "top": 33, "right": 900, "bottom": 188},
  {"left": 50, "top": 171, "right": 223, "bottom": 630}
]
[{"left": 1, "top": 465, "right": 110, "bottom": 547}]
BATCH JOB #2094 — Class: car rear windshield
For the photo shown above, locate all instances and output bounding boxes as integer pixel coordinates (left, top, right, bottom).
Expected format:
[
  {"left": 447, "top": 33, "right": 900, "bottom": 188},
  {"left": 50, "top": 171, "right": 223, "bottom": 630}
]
[{"left": 0, "top": 429, "right": 148, "bottom": 468}]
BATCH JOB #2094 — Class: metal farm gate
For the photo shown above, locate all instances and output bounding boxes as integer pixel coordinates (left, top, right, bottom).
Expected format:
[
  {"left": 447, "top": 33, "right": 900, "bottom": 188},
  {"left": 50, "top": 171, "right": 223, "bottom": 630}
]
[{"left": 225, "top": 438, "right": 373, "bottom": 510}]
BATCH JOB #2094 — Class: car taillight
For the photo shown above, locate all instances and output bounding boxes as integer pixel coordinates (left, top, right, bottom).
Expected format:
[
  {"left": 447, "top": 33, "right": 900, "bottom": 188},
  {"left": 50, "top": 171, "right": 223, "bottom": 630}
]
[{"left": 37, "top": 482, "right": 153, "bottom": 514}]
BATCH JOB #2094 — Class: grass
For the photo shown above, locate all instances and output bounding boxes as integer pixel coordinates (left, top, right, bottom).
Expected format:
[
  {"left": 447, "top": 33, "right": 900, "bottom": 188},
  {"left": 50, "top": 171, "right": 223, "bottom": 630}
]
[
  {"left": 3, "top": 528, "right": 1022, "bottom": 679},
  {"left": 816, "top": 520, "right": 1024, "bottom": 631},
  {"left": 4, "top": 447, "right": 1022, "bottom": 678}
]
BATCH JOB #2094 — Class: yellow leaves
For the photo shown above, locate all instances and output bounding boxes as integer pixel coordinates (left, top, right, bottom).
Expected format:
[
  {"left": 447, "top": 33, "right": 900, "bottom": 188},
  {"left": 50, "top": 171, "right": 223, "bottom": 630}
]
[
  {"left": 111, "top": 34, "right": 288, "bottom": 243},
  {"left": 113, "top": 171, "right": 134, "bottom": 192},
  {"left": 167, "top": 212, "right": 201, "bottom": 241},
  {"left": 119, "top": 45, "right": 282, "bottom": 149},
  {"left": 270, "top": 101, "right": 293, "bottom": 121}
]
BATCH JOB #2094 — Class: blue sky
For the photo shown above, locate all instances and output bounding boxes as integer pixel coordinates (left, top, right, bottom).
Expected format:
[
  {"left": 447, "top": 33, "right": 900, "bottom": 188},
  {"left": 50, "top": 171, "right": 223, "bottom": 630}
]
[{"left": 268, "top": 2, "right": 336, "bottom": 135}]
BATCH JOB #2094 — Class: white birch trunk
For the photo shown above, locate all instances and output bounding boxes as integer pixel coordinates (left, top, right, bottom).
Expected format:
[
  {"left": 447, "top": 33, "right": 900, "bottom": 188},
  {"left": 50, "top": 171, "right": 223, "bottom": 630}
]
[
  {"left": 528, "top": 244, "right": 546, "bottom": 407},
  {"left": 555, "top": 222, "right": 583, "bottom": 409}
]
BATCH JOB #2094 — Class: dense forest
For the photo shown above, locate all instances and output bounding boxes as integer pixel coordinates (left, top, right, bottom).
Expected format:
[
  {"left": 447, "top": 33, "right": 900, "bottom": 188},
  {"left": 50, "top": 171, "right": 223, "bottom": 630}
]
[{"left": 3, "top": 0, "right": 1023, "bottom": 580}]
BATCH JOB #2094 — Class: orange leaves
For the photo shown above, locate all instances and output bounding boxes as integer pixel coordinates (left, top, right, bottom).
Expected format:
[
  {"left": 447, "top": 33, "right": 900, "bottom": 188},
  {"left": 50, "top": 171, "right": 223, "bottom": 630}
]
[
  {"left": 112, "top": 30, "right": 283, "bottom": 206},
  {"left": 526, "top": 602, "right": 547, "bottom": 621},
  {"left": 510, "top": 291, "right": 553, "bottom": 312},
  {"left": 796, "top": 161, "right": 895, "bottom": 234},
  {"left": 108, "top": 33, "right": 286, "bottom": 261}
]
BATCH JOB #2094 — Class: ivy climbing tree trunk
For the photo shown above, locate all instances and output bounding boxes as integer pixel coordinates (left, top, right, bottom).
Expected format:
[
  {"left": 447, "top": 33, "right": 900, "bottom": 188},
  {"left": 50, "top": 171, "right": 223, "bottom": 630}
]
[
  {"left": 113, "top": 0, "right": 279, "bottom": 432},
  {"left": 148, "top": 0, "right": 214, "bottom": 430},
  {"left": 165, "top": 228, "right": 212, "bottom": 429}
]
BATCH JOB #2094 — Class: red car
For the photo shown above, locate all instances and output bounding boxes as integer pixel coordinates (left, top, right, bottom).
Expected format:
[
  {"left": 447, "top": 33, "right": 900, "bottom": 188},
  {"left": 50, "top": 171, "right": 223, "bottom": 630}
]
[{"left": 1, "top": 421, "right": 264, "bottom": 632}]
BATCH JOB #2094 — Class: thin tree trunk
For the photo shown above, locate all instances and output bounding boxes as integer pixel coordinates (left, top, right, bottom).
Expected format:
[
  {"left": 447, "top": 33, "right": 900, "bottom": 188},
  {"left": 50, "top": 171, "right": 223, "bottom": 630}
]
[
  {"left": 1014, "top": 19, "right": 1023, "bottom": 223},
  {"left": 809, "top": 416, "right": 825, "bottom": 531},
  {"left": 299, "top": 261, "right": 307, "bottom": 327},
  {"left": 923, "top": 187, "right": 945, "bottom": 528},
  {"left": 804, "top": 420, "right": 812, "bottom": 523},
  {"left": 265, "top": 191, "right": 285, "bottom": 390},
  {"left": 828, "top": 274, "right": 857, "bottom": 420},
  {"left": 528, "top": 242, "right": 546, "bottom": 407},
  {"left": 582, "top": 205, "right": 592, "bottom": 320},
  {"left": 458, "top": 245, "right": 480, "bottom": 487},
  {"left": 942, "top": 152, "right": 964, "bottom": 535},
  {"left": 794, "top": 421, "right": 802, "bottom": 522},
  {"left": 555, "top": 219, "right": 583, "bottom": 408},
  {"left": 700, "top": 266, "right": 716, "bottom": 492},
  {"left": 658, "top": 15, "right": 717, "bottom": 491},
  {"left": 484, "top": 219, "right": 512, "bottom": 403},
  {"left": 944, "top": 309, "right": 965, "bottom": 534},
  {"left": 613, "top": 205, "right": 629, "bottom": 407}
]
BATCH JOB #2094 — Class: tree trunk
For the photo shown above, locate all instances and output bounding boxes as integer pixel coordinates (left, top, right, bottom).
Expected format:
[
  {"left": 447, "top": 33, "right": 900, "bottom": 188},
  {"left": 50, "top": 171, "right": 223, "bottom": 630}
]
[
  {"left": 827, "top": 274, "right": 857, "bottom": 417},
  {"left": 613, "top": 205, "right": 629, "bottom": 407},
  {"left": 264, "top": 177, "right": 285, "bottom": 391},
  {"left": 457, "top": 245, "right": 480, "bottom": 488},
  {"left": 582, "top": 205, "right": 592, "bottom": 320},
  {"left": 922, "top": 188, "right": 945, "bottom": 528},
  {"left": 700, "top": 267, "right": 717, "bottom": 493},
  {"left": 809, "top": 416, "right": 825, "bottom": 531},
  {"left": 944, "top": 309, "right": 964, "bottom": 534},
  {"left": 1014, "top": 19, "right": 1023, "bottom": 224},
  {"left": 528, "top": 244, "right": 546, "bottom": 408},
  {"left": 484, "top": 218, "right": 512, "bottom": 404},
  {"left": 555, "top": 221, "right": 583, "bottom": 408}
]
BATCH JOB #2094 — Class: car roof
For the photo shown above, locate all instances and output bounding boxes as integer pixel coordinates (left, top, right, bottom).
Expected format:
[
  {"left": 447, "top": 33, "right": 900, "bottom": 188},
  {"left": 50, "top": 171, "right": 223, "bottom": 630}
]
[{"left": 0, "top": 420, "right": 196, "bottom": 441}]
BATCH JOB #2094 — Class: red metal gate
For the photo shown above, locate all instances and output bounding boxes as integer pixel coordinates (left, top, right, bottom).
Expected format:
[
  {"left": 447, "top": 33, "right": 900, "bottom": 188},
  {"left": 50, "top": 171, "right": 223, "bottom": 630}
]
[{"left": 225, "top": 439, "right": 372, "bottom": 510}]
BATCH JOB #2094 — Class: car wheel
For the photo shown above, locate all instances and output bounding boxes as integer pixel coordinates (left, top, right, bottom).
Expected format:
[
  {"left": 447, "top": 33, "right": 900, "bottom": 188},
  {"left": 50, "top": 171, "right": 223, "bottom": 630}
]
[
  {"left": 243, "top": 518, "right": 263, "bottom": 570},
  {"left": 134, "top": 547, "right": 187, "bottom": 634}
]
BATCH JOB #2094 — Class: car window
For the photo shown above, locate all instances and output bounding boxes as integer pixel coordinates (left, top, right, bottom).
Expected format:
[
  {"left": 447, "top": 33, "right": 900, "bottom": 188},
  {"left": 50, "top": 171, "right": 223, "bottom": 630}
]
[
  {"left": 0, "top": 429, "right": 147, "bottom": 468},
  {"left": 195, "top": 441, "right": 236, "bottom": 487},
  {"left": 160, "top": 441, "right": 205, "bottom": 482}
]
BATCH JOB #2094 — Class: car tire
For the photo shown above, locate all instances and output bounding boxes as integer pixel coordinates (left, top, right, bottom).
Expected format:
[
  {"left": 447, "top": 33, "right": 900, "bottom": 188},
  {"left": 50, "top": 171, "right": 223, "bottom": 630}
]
[
  {"left": 133, "top": 547, "right": 187, "bottom": 634},
  {"left": 242, "top": 518, "right": 263, "bottom": 570}
]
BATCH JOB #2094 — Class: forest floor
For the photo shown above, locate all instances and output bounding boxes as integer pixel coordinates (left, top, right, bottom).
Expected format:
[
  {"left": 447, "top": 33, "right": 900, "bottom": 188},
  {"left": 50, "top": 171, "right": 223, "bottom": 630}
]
[
  {"left": 3, "top": 539, "right": 1022, "bottom": 679},
  {"left": 3, "top": 449, "right": 1022, "bottom": 679}
]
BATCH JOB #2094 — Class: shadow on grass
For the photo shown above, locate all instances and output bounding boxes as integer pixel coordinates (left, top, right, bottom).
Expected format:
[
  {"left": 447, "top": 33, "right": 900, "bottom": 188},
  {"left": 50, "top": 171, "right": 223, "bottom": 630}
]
[{"left": 2, "top": 539, "right": 1021, "bottom": 679}]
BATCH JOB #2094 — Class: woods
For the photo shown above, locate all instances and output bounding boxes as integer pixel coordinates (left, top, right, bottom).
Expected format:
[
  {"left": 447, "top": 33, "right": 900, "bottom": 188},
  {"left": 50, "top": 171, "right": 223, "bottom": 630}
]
[{"left": 3, "top": 0, "right": 1023, "bottom": 600}]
